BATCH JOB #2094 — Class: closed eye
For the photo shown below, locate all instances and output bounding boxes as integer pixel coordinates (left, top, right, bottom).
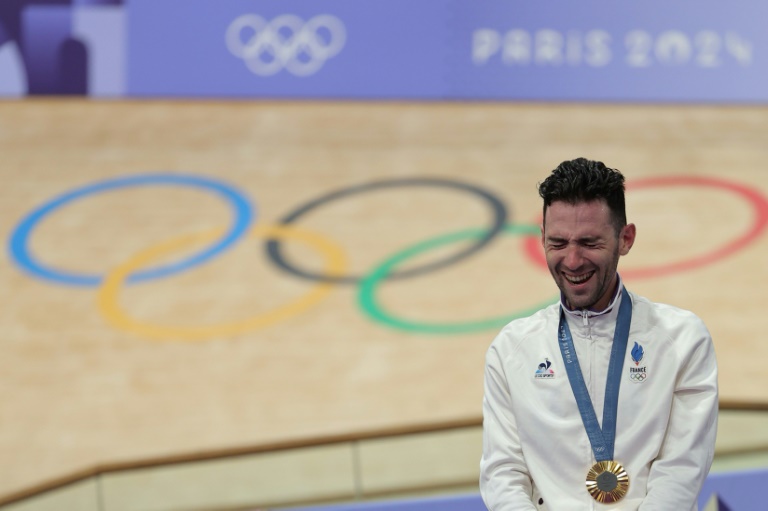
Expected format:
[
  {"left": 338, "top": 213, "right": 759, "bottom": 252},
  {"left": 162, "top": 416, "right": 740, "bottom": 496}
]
[
  {"left": 579, "top": 238, "right": 604, "bottom": 249},
  {"left": 545, "top": 237, "right": 567, "bottom": 249}
]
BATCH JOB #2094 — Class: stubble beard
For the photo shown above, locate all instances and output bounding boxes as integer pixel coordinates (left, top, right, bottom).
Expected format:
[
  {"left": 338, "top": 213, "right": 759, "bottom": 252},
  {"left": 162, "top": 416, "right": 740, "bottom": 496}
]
[{"left": 555, "top": 258, "right": 620, "bottom": 311}]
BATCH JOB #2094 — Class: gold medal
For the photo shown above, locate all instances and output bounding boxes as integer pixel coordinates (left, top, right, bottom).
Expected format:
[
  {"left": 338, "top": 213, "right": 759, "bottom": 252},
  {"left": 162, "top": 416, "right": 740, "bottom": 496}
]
[{"left": 586, "top": 460, "right": 629, "bottom": 503}]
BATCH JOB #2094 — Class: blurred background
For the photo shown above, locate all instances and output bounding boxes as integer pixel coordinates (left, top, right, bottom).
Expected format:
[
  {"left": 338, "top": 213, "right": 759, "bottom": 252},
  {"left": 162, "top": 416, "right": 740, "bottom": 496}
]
[{"left": 1, "top": 1, "right": 767, "bottom": 510}]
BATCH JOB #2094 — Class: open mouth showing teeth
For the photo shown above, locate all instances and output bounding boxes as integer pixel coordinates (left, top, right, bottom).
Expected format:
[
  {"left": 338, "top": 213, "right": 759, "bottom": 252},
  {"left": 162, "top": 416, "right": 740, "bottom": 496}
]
[{"left": 565, "top": 272, "right": 594, "bottom": 285}]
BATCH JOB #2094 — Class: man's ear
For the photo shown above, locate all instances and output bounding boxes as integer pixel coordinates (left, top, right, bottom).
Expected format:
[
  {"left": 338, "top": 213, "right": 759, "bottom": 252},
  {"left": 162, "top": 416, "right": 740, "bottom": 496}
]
[{"left": 619, "top": 223, "right": 636, "bottom": 256}]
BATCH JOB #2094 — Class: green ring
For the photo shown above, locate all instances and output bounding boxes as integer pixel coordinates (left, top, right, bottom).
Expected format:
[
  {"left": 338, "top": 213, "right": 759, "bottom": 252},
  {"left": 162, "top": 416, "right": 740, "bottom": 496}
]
[{"left": 358, "top": 224, "right": 558, "bottom": 334}]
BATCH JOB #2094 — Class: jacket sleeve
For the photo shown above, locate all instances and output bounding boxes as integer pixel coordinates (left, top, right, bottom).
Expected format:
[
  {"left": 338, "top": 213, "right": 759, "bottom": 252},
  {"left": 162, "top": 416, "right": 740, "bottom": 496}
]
[
  {"left": 480, "top": 344, "right": 538, "bottom": 511},
  {"left": 639, "top": 318, "right": 719, "bottom": 511}
]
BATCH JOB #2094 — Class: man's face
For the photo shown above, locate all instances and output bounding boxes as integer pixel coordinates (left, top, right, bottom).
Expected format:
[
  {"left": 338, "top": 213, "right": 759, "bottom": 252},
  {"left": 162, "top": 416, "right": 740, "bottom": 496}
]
[{"left": 542, "top": 200, "right": 635, "bottom": 311}]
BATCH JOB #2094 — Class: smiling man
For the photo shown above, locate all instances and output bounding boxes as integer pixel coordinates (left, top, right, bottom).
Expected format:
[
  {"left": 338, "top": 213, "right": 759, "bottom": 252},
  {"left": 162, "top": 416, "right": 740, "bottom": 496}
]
[{"left": 480, "top": 158, "right": 718, "bottom": 510}]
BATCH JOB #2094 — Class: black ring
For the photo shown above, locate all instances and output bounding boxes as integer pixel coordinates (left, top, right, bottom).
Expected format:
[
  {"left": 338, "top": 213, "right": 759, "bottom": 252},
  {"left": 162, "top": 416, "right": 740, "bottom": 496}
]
[{"left": 265, "top": 177, "right": 509, "bottom": 284}]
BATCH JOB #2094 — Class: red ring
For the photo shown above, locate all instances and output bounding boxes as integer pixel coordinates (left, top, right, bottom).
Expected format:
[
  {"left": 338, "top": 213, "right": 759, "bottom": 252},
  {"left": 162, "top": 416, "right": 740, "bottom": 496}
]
[{"left": 522, "top": 176, "right": 768, "bottom": 279}]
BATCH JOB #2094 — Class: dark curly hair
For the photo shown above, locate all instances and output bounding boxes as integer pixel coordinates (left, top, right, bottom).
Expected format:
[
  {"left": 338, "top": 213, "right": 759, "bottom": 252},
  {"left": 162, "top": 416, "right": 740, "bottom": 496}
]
[{"left": 538, "top": 157, "right": 627, "bottom": 234}]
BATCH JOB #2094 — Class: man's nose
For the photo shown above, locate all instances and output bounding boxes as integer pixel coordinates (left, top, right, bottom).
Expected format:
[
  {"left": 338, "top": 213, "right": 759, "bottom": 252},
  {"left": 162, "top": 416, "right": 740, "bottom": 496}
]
[{"left": 563, "top": 245, "right": 584, "bottom": 269}]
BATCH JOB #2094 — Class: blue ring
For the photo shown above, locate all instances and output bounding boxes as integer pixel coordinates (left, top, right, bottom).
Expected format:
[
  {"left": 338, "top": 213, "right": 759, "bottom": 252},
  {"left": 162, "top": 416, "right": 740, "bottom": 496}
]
[{"left": 8, "top": 173, "right": 254, "bottom": 287}]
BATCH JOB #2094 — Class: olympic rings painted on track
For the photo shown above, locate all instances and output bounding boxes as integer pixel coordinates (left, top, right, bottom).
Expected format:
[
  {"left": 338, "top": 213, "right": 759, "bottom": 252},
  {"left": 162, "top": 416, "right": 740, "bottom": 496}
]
[
  {"left": 97, "top": 225, "right": 346, "bottom": 341},
  {"left": 358, "top": 224, "right": 558, "bottom": 334},
  {"left": 8, "top": 173, "right": 768, "bottom": 340},
  {"left": 522, "top": 176, "right": 768, "bottom": 279},
  {"left": 265, "top": 178, "right": 509, "bottom": 284},
  {"left": 8, "top": 174, "right": 254, "bottom": 287}
]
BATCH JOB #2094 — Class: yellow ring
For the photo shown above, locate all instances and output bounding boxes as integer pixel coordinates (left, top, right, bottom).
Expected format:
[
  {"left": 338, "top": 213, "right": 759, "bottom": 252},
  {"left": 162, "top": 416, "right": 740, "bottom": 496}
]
[{"left": 97, "top": 225, "right": 346, "bottom": 341}]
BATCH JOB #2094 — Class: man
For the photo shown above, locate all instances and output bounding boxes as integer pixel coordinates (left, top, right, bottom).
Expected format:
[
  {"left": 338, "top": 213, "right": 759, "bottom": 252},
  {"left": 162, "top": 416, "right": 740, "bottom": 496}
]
[{"left": 480, "top": 158, "right": 718, "bottom": 510}]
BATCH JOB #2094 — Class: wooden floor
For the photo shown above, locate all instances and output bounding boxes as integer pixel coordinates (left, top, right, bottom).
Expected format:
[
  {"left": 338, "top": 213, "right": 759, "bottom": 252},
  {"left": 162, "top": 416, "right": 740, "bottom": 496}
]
[{"left": 1, "top": 100, "right": 767, "bottom": 504}]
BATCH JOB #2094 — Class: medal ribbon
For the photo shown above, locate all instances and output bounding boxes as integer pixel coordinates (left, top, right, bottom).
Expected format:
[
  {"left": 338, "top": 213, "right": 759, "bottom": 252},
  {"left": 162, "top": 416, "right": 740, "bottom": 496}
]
[{"left": 558, "top": 287, "right": 631, "bottom": 462}]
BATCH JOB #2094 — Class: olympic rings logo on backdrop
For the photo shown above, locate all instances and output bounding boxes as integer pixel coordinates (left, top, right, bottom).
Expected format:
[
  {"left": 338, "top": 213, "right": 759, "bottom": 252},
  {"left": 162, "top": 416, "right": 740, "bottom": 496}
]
[
  {"left": 7, "top": 173, "right": 768, "bottom": 341},
  {"left": 226, "top": 14, "right": 346, "bottom": 77}
]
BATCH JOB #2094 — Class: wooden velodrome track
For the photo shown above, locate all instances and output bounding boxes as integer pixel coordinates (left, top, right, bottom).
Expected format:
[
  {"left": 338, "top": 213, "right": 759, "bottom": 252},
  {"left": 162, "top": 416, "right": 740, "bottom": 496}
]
[{"left": 1, "top": 100, "right": 768, "bottom": 504}]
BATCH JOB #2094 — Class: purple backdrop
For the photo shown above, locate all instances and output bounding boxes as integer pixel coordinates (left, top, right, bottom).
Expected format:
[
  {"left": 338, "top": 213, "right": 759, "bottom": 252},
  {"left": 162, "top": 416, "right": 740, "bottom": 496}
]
[{"left": 1, "top": 2, "right": 767, "bottom": 100}]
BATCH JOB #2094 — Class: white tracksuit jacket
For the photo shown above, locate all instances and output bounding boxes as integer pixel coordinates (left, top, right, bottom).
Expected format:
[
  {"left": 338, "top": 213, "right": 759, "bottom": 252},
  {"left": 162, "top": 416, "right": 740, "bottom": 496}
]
[{"left": 480, "top": 282, "right": 718, "bottom": 510}]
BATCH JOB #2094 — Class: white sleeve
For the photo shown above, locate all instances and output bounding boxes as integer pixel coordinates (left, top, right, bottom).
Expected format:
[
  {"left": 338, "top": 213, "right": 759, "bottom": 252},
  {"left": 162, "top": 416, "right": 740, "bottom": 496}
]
[
  {"left": 480, "top": 344, "right": 538, "bottom": 511},
  {"left": 639, "top": 319, "right": 718, "bottom": 510}
]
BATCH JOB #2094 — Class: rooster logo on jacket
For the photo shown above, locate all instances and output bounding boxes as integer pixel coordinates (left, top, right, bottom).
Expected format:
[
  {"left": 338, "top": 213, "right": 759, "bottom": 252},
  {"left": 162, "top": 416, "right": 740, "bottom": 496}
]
[{"left": 534, "top": 358, "right": 555, "bottom": 379}]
